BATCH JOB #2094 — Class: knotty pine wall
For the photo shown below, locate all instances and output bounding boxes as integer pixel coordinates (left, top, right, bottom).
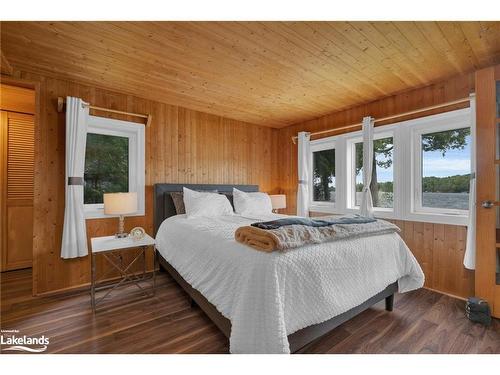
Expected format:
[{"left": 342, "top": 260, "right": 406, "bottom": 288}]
[
  {"left": 280, "top": 73, "right": 476, "bottom": 299},
  {"left": 13, "top": 68, "right": 476, "bottom": 299},
  {"left": 17, "top": 71, "right": 279, "bottom": 295}
]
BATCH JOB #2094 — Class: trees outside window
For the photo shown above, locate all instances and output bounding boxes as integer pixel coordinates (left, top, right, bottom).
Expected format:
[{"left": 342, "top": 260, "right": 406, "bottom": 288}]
[
  {"left": 354, "top": 137, "right": 394, "bottom": 208},
  {"left": 307, "top": 108, "right": 472, "bottom": 225},
  {"left": 83, "top": 115, "right": 145, "bottom": 219},
  {"left": 312, "top": 149, "right": 336, "bottom": 202},
  {"left": 84, "top": 133, "right": 129, "bottom": 204},
  {"left": 420, "top": 127, "right": 471, "bottom": 210}
]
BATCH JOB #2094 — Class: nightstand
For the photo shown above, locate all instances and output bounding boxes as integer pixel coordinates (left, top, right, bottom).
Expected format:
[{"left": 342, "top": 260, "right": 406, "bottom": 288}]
[{"left": 90, "top": 234, "right": 156, "bottom": 312}]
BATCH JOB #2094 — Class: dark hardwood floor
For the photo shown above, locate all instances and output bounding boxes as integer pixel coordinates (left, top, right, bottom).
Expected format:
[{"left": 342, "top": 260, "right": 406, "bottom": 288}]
[{"left": 1, "top": 269, "right": 499, "bottom": 354}]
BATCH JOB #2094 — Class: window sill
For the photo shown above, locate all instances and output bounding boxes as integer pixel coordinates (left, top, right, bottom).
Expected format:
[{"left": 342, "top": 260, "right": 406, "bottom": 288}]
[
  {"left": 309, "top": 203, "right": 341, "bottom": 215},
  {"left": 311, "top": 206, "right": 395, "bottom": 219},
  {"left": 406, "top": 211, "right": 468, "bottom": 226},
  {"left": 308, "top": 205, "right": 468, "bottom": 226}
]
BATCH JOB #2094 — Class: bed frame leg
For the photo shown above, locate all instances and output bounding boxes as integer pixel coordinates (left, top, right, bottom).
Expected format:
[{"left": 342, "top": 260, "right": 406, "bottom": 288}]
[{"left": 385, "top": 294, "right": 394, "bottom": 311}]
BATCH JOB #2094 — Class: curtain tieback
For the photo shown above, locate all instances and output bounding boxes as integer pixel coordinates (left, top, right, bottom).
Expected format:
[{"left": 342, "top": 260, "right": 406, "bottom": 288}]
[
  {"left": 298, "top": 180, "right": 307, "bottom": 185},
  {"left": 68, "top": 177, "right": 84, "bottom": 186}
]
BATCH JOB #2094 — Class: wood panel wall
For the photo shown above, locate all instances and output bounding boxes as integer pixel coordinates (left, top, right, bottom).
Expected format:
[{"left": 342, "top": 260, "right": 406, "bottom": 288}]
[
  {"left": 6, "top": 68, "right": 478, "bottom": 299},
  {"left": 13, "top": 71, "right": 279, "bottom": 295},
  {"left": 0, "top": 84, "right": 35, "bottom": 114},
  {"left": 282, "top": 73, "right": 476, "bottom": 299},
  {"left": 390, "top": 220, "right": 473, "bottom": 299}
]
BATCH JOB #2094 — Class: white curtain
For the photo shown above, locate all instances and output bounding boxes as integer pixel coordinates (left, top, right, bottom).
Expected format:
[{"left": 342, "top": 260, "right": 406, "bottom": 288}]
[
  {"left": 464, "top": 94, "right": 476, "bottom": 270},
  {"left": 297, "top": 131, "right": 311, "bottom": 217},
  {"left": 360, "top": 116, "right": 375, "bottom": 218},
  {"left": 61, "top": 97, "right": 89, "bottom": 259}
]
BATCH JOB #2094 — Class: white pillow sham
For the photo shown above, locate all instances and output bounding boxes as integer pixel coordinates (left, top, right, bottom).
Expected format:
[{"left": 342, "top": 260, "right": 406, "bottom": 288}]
[
  {"left": 183, "top": 187, "right": 233, "bottom": 218},
  {"left": 232, "top": 188, "right": 272, "bottom": 215}
]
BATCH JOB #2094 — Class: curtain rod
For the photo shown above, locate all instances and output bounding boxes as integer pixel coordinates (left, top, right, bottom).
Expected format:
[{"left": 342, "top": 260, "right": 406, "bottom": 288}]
[
  {"left": 291, "top": 96, "right": 472, "bottom": 144},
  {"left": 57, "top": 97, "right": 152, "bottom": 127}
]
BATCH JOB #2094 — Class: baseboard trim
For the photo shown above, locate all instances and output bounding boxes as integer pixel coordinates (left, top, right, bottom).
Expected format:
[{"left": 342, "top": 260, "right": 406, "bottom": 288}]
[
  {"left": 423, "top": 286, "right": 467, "bottom": 301},
  {"left": 36, "top": 271, "right": 467, "bottom": 302}
]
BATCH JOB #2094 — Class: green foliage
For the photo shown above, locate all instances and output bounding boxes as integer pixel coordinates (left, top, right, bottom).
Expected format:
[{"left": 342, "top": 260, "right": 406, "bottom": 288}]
[
  {"left": 357, "top": 181, "right": 393, "bottom": 193},
  {"left": 355, "top": 137, "right": 394, "bottom": 205},
  {"left": 84, "top": 133, "right": 129, "bottom": 204},
  {"left": 422, "top": 128, "right": 470, "bottom": 156},
  {"left": 422, "top": 174, "right": 470, "bottom": 193},
  {"left": 354, "top": 128, "right": 470, "bottom": 204},
  {"left": 313, "top": 149, "right": 335, "bottom": 201},
  {"left": 355, "top": 137, "right": 393, "bottom": 174},
  {"left": 356, "top": 176, "right": 469, "bottom": 194},
  {"left": 309, "top": 127, "right": 470, "bottom": 205}
]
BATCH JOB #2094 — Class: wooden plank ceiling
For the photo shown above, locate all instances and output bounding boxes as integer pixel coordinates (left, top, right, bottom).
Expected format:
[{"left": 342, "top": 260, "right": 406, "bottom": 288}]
[{"left": 1, "top": 21, "right": 499, "bottom": 127}]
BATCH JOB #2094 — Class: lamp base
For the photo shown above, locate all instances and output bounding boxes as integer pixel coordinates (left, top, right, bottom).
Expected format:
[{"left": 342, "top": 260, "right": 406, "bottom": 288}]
[{"left": 115, "top": 215, "right": 128, "bottom": 238}]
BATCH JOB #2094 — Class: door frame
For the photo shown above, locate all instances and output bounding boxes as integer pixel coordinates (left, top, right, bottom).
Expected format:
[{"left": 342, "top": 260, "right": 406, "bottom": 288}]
[
  {"left": 474, "top": 64, "right": 500, "bottom": 318},
  {"left": 1, "top": 75, "right": 40, "bottom": 296},
  {"left": 0, "top": 111, "right": 7, "bottom": 272}
]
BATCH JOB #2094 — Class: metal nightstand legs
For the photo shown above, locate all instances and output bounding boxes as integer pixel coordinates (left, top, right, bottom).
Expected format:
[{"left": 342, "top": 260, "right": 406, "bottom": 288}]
[
  {"left": 90, "top": 246, "right": 156, "bottom": 312},
  {"left": 91, "top": 251, "right": 96, "bottom": 311}
]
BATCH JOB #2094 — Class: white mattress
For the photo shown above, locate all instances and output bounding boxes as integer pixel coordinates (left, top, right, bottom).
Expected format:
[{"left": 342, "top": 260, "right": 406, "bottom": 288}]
[{"left": 155, "top": 213, "right": 424, "bottom": 354}]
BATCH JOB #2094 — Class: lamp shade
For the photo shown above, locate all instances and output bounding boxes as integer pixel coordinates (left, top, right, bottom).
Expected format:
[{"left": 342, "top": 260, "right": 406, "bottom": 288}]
[
  {"left": 270, "top": 194, "right": 286, "bottom": 210},
  {"left": 104, "top": 192, "right": 138, "bottom": 215}
]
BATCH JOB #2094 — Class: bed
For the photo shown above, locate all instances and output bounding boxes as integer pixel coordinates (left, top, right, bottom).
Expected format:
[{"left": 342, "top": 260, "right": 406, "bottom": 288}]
[{"left": 153, "top": 183, "right": 424, "bottom": 353}]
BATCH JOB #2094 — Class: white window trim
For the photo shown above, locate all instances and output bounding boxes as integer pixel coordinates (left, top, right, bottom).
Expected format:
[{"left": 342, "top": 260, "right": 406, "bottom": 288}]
[
  {"left": 407, "top": 108, "right": 471, "bottom": 225},
  {"left": 309, "top": 138, "right": 341, "bottom": 213},
  {"left": 307, "top": 107, "right": 473, "bottom": 226},
  {"left": 84, "top": 115, "right": 145, "bottom": 219}
]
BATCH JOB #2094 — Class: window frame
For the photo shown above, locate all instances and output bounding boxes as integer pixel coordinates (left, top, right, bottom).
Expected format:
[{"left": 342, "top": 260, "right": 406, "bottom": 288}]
[
  {"left": 309, "top": 138, "right": 339, "bottom": 212},
  {"left": 345, "top": 129, "right": 395, "bottom": 213},
  {"left": 305, "top": 107, "right": 473, "bottom": 226},
  {"left": 409, "top": 109, "right": 472, "bottom": 221},
  {"left": 84, "top": 115, "right": 145, "bottom": 219}
]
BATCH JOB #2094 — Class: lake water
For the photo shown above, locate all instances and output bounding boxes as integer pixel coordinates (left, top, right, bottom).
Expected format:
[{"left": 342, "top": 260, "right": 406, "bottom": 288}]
[
  {"left": 354, "top": 192, "right": 469, "bottom": 210},
  {"left": 422, "top": 192, "right": 469, "bottom": 210}
]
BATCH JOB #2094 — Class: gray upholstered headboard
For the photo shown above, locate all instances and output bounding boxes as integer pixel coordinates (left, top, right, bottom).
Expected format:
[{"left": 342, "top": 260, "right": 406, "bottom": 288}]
[{"left": 153, "top": 183, "right": 259, "bottom": 235}]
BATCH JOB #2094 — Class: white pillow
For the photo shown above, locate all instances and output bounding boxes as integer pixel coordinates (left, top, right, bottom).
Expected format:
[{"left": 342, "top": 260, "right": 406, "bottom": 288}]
[
  {"left": 233, "top": 188, "right": 272, "bottom": 215},
  {"left": 183, "top": 187, "right": 233, "bottom": 218}
]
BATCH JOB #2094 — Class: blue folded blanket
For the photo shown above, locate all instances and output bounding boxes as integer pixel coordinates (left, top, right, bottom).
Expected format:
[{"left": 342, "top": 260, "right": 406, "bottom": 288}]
[{"left": 251, "top": 215, "right": 376, "bottom": 230}]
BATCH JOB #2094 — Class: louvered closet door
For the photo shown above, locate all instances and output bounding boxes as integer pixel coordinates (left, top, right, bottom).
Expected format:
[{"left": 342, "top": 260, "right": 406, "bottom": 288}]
[{"left": 1, "top": 111, "right": 34, "bottom": 271}]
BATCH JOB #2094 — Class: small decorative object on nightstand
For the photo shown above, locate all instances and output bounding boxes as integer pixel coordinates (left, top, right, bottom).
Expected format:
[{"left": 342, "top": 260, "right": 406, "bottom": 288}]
[
  {"left": 270, "top": 194, "right": 286, "bottom": 213},
  {"left": 90, "top": 233, "right": 156, "bottom": 312},
  {"left": 104, "top": 192, "right": 138, "bottom": 238},
  {"left": 129, "top": 226, "right": 146, "bottom": 240}
]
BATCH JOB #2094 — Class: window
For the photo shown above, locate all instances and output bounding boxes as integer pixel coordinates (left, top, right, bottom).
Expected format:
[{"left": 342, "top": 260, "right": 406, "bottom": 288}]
[
  {"left": 350, "top": 135, "right": 394, "bottom": 209},
  {"left": 414, "top": 126, "right": 471, "bottom": 213},
  {"left": 305, "top": 107, "right": 473, "bottom": 225},
  {"left": 84, "top": 133, "right": 129, "bottom": 204},
  {"left": 312, "top": 148, "right": 336, "bottom": 202},
  {"left": 84, "top": 116, "right": 145, "bottom": 218}
]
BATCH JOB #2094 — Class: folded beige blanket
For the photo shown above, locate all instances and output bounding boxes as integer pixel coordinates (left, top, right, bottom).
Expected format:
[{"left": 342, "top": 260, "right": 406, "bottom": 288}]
[
  {"left": 235, "top": 226, "right": 280, "bottom": 252},
  {"left": 235, "top": 217, "right": 400, "bottom": 252}
]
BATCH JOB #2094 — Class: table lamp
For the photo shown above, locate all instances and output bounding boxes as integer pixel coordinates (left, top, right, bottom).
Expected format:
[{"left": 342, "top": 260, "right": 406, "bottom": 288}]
[
  {"left": 270, "top": 194, "right": 286, "bottom": 213},
  {"left": 104, "top": 192, "right": 138, "bottom": 238}
]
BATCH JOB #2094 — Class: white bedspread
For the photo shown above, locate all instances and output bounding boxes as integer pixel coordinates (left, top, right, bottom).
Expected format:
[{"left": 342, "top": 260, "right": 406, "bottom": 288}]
[{"left": 155, "top": 214, "right": 424, "bottom": 354}]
